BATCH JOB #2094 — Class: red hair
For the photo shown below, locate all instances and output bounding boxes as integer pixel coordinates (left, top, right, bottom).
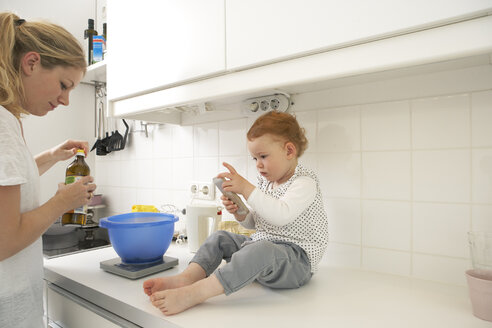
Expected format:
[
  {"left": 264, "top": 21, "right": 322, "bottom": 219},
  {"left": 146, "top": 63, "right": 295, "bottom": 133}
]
[{"left": 247, "top": 111, "right": 308, "bottom": 157}]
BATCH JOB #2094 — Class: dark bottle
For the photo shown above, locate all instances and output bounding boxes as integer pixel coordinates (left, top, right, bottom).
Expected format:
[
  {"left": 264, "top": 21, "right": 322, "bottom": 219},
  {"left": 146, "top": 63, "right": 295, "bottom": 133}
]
[
  {"left": 103, "top": 22, "right": 107, "bottom": 41},
  {"left": 61, "top": 149, "right": 91, "bottom": 226},
  {"left": 84, "top": 19, "right": 98, "bottom": 65}
]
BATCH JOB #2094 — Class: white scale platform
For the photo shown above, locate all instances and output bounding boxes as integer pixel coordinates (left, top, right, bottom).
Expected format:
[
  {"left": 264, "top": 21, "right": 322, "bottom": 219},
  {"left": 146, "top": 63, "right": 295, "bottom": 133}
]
[{"left": 100, "top": 256, "right": 179, "bottom": 279}]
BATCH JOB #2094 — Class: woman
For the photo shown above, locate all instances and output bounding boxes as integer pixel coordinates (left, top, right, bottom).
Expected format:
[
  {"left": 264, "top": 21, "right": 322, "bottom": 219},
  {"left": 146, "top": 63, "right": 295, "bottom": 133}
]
[{"left": 0, "top": 12, "right": 96, "bottom": 327}]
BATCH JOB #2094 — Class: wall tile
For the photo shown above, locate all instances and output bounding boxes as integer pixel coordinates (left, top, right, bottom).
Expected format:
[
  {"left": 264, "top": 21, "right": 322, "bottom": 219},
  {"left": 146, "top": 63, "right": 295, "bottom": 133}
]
[
  {"left": 219, "top": 119, "right": 247, "bottom": 156},
  {"left": 136, "top": 159, "right": 153, "bottom": 188},
  {"left": 136, "top": 189, "right": 153, "bottom": 206},
  {"left": 299, "top": 153, "right": 317, "bottom": 173},
  {"left": 472, "top": 205, "right": 492, "bottom": 232},
  {"left": 106, "top": 160, "right": 121, "bottom": 188},
  {"left": 413, "top": 203, "right": 470, "bottom": 258},
  {"left": 362, "top": 200, "right": 411, "bottom": 251},
  {"left": 172, "top": 125, "right": 193, "bottom": 158},
  {"left": 362, "top": 151, "right": 411, "bottom": 200},
  {"left": 413, "top": 150, "right": 470, "bottom": 202},
  {"left": 171, "top": 157, "right": 193, "bottom": 190},
  {"left": 194, "top": 122, "right": 219, "bottom": 157},
  {"left": 412, "top": 94, "right": 470, "bottom": 149},
  {"left": 413, "top": 254, "right": 469, "bottom": 285},
  {"left": 318, "top": 152, "right": 361, "bottom": 198},
  {"left": 193, "top": 156, "right": 219, "bottom": 181},
  {"left": 153, "top": 123, "right": 174, "bottom": 158},
  {"left": 326, "top": 198, "right": 361, "bottom": 245},
  {"left": 322, "top": 243, "right": 361, "bottom": 268},
  {"left": 471, "top": 90, "right": 492, "bottom": 148},
  {"left": 318, "top": 106, "right": 360, "bottom": 152},
  {"left": 361, "top": 101, "right": 410, "bottom": 151},
  {"left": 101, "top": 186, "right": 120, "bottom": 214},
  {"left": 472, "top": 149, "right": 492, "bottom": 204},
  {"left": 295, "top": 110, "right": 317, "bottom": 154},
  {"left": 116, "top": 187, "right": 137, "bottom": 213},
  {"left": 94, "top": 160, "right": 109, "bottom": 186},
  {"left": 153, "top": 158, "right": 173, "bottom": 189},
  {"left": 119, "top": 160, "right": 138, "bottom": 188},
  {"left": 362, "top": 248, "right": 411, "bottom": 276}
]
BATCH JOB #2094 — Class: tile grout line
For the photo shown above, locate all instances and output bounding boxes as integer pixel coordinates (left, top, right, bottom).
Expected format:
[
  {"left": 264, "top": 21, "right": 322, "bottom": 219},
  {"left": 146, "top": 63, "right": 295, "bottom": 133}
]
[{"left": 409, "top": 99, "right": 414, "bottom": 278}]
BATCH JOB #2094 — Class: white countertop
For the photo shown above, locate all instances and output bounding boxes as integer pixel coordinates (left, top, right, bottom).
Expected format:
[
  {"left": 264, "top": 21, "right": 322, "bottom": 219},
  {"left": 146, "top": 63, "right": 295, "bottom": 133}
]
[{"left": 44, "top": 243, "right": 491, "bottom": 328}]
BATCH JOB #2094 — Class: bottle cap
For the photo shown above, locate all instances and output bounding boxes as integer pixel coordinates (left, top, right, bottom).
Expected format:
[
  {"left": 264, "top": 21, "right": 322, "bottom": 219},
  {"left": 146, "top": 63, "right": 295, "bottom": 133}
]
[{"left": 76, "top": 149, "right": 86, "bottom": 157}]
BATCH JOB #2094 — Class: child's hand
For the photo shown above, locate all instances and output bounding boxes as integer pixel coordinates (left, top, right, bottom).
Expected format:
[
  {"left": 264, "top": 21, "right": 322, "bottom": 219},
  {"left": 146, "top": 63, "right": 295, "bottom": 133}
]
[
  {"left": 217, "top": 162, "right": 255, "bottom": 200},
  {"left": 220, "top": 194, "right": 238, "bottom": 214}
]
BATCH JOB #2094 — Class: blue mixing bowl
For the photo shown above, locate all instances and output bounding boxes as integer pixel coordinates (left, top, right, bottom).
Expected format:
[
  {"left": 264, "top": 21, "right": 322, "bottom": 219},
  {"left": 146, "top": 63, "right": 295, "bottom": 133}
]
[{"left": 99, "top": 212, "right": 178, "bottom": 264}]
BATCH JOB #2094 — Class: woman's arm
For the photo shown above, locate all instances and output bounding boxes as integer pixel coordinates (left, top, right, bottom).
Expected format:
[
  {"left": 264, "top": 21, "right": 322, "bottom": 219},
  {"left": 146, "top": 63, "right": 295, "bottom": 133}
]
[
  {"left": 35, "top": 139, "right": 89, "bottom": 175},
  {"left": 0, "top": 176, "right": 96, "bottom": 261}
]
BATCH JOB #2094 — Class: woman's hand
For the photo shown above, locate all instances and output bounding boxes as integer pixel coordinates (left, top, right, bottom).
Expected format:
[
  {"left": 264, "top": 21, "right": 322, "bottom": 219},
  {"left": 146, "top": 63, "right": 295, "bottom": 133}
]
[
  {"left": 55, "top": 175, "right": 96, "bottom": 212},
  {"left": 36, "top": 139, "right": 89, "bottom": 175},
  {"left": 50, "top": 139, "right": 89, "bottom": 162},
  {"left": 216, "top": 162, "right": 255, "bottom": 200}
]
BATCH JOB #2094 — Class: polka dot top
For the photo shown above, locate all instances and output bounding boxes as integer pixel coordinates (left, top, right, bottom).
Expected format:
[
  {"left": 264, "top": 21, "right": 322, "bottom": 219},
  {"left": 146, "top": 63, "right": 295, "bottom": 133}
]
[{"left": 250, "top": 164, "right": 329, "bottom": 273}]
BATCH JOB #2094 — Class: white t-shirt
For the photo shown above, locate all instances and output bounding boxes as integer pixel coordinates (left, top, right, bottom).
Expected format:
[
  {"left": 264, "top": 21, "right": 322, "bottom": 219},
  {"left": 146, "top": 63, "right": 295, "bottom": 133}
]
[
  {"left": 241, "top": 164, "right": 329, "bottom": 273},
  {"left": 0, "top": 106, "right": 43, "bottom": 328}
]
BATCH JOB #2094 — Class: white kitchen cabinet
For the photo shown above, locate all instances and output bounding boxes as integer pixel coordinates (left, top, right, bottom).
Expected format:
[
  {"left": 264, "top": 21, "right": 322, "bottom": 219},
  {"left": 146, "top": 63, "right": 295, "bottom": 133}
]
[
  {"left": 46, "top": 282, "right": 138, "bottom": 328},
  {"left": 226, "top": 0, "right": 492, "bottom": 70},
  {"left": 107, "top": 0, "right": 226, "bottom": 101}
]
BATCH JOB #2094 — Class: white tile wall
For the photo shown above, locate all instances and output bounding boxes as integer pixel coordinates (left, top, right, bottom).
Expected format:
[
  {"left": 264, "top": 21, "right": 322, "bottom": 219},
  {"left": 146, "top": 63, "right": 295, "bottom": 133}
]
[{"left": 95, "top": 66, "right": 492, "bottom": 286}]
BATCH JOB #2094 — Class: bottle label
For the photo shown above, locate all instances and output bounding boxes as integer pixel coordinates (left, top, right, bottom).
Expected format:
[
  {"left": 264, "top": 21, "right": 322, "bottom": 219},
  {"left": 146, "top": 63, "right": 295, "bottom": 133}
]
[{"left": 65, "top": 175, "right": 87, "bottom": 215}]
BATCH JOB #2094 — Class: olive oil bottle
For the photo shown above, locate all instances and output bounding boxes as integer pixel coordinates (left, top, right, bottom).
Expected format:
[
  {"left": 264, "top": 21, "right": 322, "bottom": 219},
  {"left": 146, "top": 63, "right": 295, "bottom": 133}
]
[
  {"left": 84, "top": 18, "right": 98, "bottom": 65},
  {"left": 61, "top": 149, "right": 90, "bottom": 226}
]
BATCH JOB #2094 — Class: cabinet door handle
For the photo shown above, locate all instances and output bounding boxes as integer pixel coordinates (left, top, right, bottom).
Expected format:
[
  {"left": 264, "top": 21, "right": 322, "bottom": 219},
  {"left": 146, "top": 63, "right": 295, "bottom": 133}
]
[{"left": 47, "top": 282, "right": 140, "bottom": 328}]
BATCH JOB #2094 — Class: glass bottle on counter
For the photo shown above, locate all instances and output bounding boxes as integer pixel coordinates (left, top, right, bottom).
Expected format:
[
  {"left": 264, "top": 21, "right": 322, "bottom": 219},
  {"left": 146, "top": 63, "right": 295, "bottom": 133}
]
[
  {"left": 84, "top": 18, "right": 98, "bottom": 65},
  {"left": 61, "top": 149, "right": 90, "bottom": 226}
]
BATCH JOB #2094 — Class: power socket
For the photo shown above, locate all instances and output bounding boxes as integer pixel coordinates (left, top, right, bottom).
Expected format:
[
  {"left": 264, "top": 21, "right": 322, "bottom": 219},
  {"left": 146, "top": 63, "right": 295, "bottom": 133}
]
[
  {"left": 190, "top": 181, "right": 215, "bottom": 200},
  {"left": 241, "top": 93, "right": 290, "bottom": 116}
]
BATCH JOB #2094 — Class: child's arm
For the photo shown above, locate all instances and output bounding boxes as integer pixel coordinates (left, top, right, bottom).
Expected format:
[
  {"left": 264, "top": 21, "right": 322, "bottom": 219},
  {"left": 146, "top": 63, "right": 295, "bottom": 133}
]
[{"left": 248, "top": 177, "right": 316, "bottom": 226}]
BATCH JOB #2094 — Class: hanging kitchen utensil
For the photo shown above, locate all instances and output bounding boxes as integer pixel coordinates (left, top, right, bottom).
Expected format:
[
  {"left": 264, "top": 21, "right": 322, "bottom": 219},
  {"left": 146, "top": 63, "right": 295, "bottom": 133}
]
[
  {"left": 96, "top": 98, "right": 109, "bottom": 155},
  {"left": 117, "top": 119, "right": 129, "bottom": 150},
  {"left": 100, "top": 99, "right": 112, "bottom": 154},
  {"left": 91, "top": 83, "right": 108, "bottom": 155},
  {"left": 92, "top": 99, "right": 105, "bottom": 155},
  {"left": 108, "top": 117, "right": 124, "bottom": 151}
]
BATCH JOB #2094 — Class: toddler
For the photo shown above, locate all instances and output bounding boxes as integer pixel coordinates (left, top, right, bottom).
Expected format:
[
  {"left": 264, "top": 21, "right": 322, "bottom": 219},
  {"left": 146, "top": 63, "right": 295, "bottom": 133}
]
[{"left": 143, "top": 111, "right": 329, "bottom": 315}]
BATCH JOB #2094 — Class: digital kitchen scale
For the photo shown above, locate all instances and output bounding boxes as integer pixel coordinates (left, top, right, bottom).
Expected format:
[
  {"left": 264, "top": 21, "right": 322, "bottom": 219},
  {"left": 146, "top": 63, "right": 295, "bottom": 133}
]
[{"left": 100, "top": 256, "right": 179, "bottom": 280}]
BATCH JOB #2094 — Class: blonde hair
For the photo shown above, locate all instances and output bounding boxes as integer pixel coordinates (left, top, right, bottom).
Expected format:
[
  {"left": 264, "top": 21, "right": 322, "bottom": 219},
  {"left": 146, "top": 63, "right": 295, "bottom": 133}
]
[
  {"left": 247, "top": 111, "right": 308, "bottom": 157},
  {"left": 0, "top": 12, "right": 86, "bottom": 118}
]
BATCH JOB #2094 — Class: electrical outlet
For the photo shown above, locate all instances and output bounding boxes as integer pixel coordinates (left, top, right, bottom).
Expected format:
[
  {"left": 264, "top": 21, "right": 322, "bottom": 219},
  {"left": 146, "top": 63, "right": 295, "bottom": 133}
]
[
  {"left": 190, "top": 181, "right": 215, "bottom": 200},
  {"left": 241, "top": 93, "right": 290, "bottom": 116}
]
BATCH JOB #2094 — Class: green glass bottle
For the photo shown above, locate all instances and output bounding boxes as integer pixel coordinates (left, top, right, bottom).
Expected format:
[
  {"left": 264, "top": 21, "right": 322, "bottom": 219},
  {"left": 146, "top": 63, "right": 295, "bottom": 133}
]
[{"left": 84, "top": 19, "right": 98, "bottom": 65}]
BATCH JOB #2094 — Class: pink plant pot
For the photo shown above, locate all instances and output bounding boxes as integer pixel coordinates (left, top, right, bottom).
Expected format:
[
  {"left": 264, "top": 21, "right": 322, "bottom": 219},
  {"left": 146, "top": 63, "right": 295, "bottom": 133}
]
[{"left": 466, "top": 269, "right": 492, "bottom": 322}]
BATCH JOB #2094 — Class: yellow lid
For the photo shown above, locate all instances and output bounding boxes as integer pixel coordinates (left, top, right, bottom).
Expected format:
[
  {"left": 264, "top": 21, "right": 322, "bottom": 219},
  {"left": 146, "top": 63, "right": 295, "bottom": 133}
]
[
  {"left": 76, "top": 149, "right": 85, "bottom": 157},
  {"left": 131, "top": 205, "right": 159, "bottom": 213}
]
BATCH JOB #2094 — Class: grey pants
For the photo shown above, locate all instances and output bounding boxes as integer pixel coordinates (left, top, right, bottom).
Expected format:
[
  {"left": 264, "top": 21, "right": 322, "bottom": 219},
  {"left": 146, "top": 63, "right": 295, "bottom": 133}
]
[{"left": 190, "top": 230, "right": 312, "bottom": 295}]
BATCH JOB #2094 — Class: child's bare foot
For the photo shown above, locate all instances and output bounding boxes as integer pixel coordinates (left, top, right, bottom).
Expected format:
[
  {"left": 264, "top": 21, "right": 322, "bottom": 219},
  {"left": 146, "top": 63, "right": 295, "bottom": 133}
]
[
  {"left": 150, "top": 275, "right": 224, "bottom": 315},
  {"left": 150, "top": 285, "right": 199, "bottom": 315},
  {"left": 143, "top": 275, "right": 191, "bottom": 296},
  {"left": 143, "top": 263, "right": 208, "bottom": 296}
]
